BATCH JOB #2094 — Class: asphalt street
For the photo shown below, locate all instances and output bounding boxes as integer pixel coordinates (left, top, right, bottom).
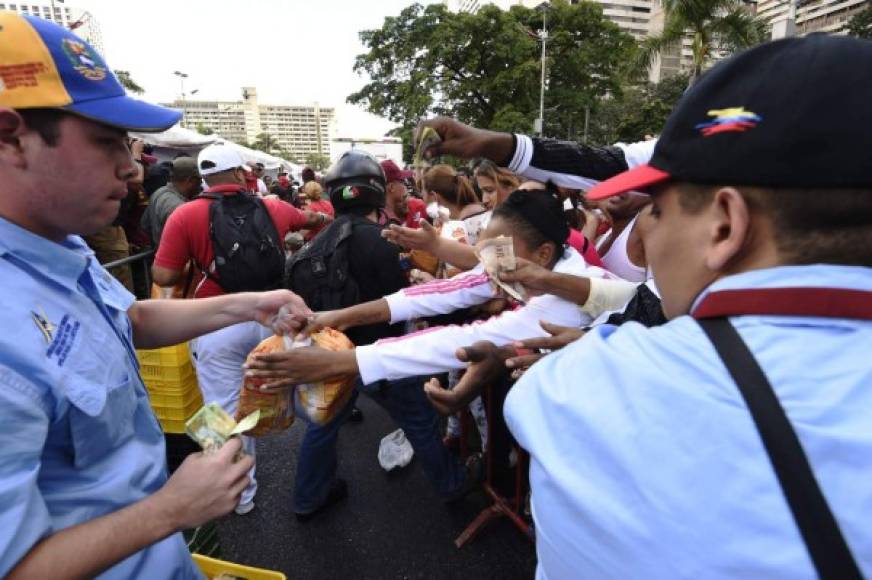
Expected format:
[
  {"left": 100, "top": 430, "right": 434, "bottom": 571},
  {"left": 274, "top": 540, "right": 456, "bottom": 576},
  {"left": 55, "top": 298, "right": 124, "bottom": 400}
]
[{"left": 216, "top": 395, "right": 537, "bottom": 580}]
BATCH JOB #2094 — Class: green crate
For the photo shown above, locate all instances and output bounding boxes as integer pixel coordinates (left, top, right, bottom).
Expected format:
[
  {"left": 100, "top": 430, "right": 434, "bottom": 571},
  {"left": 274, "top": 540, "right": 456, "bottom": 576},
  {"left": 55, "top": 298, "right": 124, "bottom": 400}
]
[{"left": 136, "top": 343, "right": 192, "bottom": 367}]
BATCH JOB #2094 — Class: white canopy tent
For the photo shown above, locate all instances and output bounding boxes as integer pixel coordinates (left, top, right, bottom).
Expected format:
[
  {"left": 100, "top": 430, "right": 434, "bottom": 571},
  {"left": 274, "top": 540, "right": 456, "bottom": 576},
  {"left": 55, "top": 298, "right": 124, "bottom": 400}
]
[{"left": 130, "top": 125, "right": 302, "bottom": 177}]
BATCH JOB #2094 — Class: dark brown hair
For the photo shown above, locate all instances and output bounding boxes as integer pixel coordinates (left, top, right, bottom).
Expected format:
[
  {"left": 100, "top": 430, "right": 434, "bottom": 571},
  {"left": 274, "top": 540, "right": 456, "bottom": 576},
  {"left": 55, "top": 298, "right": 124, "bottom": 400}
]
[
  {"left": 677, "top": 183, "right": 872, "bottom": 266},
  {"left": 18, "top": 108, "right": 68, "bottom": 146}
]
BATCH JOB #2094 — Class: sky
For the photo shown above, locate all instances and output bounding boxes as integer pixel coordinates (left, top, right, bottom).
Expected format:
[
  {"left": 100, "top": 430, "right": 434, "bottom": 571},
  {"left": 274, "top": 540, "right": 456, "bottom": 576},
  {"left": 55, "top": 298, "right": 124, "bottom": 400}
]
[{"left": 73, "top": 0, "right": 439, "bottom": 138}]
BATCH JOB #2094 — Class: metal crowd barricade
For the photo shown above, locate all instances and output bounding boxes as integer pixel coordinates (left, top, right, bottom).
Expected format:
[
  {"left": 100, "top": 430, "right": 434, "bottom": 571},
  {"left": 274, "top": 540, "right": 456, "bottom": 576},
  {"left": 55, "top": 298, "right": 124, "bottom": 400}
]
[
  {"left": 104, "top": 249, "right": 156, "bottom": 300},
  {"left": 455, "top": 381, "right": 534, "bottom": 548}
]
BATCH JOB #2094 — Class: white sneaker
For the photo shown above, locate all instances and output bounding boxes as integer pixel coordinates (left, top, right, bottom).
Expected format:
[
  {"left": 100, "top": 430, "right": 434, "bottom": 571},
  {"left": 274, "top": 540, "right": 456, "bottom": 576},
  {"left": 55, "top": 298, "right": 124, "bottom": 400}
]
[{"left": 234, "top": 501, "right": 255, "bottom": 515}]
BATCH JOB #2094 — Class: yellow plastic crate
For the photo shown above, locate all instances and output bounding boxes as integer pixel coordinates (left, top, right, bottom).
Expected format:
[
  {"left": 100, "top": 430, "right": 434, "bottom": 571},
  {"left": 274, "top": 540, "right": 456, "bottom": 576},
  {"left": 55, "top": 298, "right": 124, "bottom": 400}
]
[
  {"left": 147, "top": 382, "right": 200, "bottom": 408},
  {"left": 157, "top": 415, "right": 187, "bottom": 434},
  {"left": 144, "top": 370, "right": 199, "bottom": 399},
  {"left": 136, "top": 343, "right": 192, "bottom": 367},
  {"left": 139, "top": 361, "right": 196, "bottom": 383},
  {"left": 192, "top": 554, "right": 286, "bottom": 580},
  {"left": 151, "top": 389, "right": 203, "bottom": 421}
]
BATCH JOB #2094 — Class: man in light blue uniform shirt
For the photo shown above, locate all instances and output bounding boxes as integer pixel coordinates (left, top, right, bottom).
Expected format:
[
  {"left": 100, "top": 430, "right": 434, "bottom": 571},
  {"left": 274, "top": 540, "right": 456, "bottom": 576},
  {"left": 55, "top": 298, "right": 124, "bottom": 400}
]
[
  {"left": 0, "top": 13, "right": 312, "bottom": 578},
  {"left": 502, "top": 36, "right": 872, "bottom": 578}
]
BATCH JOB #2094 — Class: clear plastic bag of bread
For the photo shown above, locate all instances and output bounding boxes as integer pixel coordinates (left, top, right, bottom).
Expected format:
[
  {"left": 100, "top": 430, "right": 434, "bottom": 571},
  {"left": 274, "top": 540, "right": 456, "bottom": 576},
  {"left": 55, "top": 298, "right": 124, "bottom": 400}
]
[
  {"left": 236, "top": 328, "right": 357, "bottom": 435},
  {"left": 292, "top": 329, "right": 357, "bottom": 426}
]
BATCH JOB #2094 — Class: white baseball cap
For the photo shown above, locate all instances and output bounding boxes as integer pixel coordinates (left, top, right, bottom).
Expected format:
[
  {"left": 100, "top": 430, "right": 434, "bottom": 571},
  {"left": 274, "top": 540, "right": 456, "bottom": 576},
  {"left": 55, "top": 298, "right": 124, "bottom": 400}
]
[{"left": 198, "top": 143, "right": 252, "bottom": 176}]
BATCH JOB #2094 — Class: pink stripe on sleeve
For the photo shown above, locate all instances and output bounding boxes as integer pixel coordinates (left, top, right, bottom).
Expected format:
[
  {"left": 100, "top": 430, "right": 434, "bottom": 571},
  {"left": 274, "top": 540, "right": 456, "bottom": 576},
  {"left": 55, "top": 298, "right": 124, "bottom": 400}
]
[{"left": 404, "top": 273, "right": 490, "bottom": 296}]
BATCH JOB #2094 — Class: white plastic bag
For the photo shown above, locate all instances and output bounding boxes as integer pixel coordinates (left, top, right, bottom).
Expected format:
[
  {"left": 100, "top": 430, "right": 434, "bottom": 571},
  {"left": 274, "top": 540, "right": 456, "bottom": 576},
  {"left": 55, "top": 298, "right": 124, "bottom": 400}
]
[{"left": 378, "top": 428, "right": 414, "bottom": 471}]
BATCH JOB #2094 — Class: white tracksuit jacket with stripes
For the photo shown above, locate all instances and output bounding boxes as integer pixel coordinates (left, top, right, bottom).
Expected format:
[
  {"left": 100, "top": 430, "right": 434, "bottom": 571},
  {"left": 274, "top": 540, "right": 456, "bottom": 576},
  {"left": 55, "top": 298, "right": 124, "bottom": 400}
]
[{"left": 355, "top": 248, "right": 607, "bottom": 385}]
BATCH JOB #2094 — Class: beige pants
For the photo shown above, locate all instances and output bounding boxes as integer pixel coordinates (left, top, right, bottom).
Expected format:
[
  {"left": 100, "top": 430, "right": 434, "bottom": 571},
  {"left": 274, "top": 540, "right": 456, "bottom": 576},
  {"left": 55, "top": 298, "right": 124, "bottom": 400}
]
[{"left": 83, "top": 225, "right": 133, "bottom": 291}]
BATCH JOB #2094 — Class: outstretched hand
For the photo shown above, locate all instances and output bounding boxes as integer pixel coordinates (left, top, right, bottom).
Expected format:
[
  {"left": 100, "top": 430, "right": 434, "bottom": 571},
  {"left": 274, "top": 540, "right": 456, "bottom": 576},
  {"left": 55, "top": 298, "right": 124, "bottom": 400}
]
[
  {"left": 414, "top": 117, "right": 514, "bottom": 163},
  {"left": 298, "top": 310, "right": 349, "bottom": 337},
  {"left": 243, "top": 347, "right": 358, "bottom": 392},
  {"left": 252, "top": 290, "right": 314, "bottom": 336},
  {"left": 424, "top": 341, "right": 515, "bottom": 415},
  {"left": 498, "top": 257, "right": 553, "bottom": 297},
  {"left": 505, "top": 321, "right": 586, "bottom": 379},
  {"left": 382, "top": 220, "right": 439, "bottom": 252}
]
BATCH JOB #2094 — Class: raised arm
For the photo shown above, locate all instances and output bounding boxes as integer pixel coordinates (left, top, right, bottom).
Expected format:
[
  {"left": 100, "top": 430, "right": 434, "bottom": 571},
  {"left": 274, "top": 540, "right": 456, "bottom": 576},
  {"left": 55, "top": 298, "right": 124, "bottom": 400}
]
[
  {"left": 382, "top": 220, "right": 479, "bottom": 271},
  {"left": 416, "top": 117, "right": 655, "bottom": 190}
]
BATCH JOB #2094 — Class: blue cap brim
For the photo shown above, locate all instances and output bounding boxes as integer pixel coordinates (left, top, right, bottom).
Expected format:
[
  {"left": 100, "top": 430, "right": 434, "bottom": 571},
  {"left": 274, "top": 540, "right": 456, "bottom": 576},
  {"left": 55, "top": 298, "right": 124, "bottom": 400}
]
[{"left": 64, "top": 95, "right": 182, "bottom": 133}]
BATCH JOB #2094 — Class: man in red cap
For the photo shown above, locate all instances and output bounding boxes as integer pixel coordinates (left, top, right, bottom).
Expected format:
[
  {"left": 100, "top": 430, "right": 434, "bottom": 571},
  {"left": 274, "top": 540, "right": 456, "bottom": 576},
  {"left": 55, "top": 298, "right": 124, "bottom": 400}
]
[{"left": 381, "top": 159, "right": 427, "bottom": 228}]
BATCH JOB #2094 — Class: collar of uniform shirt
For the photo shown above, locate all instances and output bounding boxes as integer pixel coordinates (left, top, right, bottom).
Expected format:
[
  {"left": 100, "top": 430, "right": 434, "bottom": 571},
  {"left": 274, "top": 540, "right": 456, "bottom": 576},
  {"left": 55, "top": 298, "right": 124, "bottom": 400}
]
[
  {"left": 0, "top": 215, "right": 93, "bottom": 292},
  {"left": 688, "top": 264, "right": 872, "bottom": 317}
]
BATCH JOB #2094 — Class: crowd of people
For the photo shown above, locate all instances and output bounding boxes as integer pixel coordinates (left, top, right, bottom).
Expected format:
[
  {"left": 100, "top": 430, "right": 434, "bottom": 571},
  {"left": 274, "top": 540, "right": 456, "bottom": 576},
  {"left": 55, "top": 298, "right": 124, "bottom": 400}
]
[{"left": 1, "top": 10, "right": 870, "bottom": 580}]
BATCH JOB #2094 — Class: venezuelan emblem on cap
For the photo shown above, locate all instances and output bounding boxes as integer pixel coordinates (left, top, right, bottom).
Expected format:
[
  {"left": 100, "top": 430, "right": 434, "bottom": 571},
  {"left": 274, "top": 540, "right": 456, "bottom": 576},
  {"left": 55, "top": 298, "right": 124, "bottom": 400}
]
[
  {"left": 61, "top": 38, "right": 107, "bottom": 81},
  {"left": 695, "top": 107, "right": 761, "bottom": 137}
]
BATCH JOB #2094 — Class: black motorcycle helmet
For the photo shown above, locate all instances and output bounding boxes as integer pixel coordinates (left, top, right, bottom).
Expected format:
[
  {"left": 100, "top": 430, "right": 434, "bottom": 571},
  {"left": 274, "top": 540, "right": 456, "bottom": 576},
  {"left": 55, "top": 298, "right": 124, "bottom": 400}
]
[{"left": 324, "top": 150, "right": 387, "bottom": 211}]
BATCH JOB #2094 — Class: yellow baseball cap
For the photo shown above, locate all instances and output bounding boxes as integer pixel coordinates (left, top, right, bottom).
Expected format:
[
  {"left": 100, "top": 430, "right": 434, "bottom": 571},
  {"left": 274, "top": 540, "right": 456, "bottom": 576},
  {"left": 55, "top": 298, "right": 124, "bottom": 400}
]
[{"left": 0, "top": 11, "right": 181, "bottom": 132}]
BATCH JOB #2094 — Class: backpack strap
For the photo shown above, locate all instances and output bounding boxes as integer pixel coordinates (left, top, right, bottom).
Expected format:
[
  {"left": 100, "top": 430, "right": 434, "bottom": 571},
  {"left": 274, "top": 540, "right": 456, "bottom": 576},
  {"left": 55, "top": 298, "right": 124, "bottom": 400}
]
[
  {"left": 191, "top": 190, "right": 230, "bottom": 288},
  {"left": 698, "top": 318, "right": 862, "bottom": 580},
  {"left": 250, "top": 195, "right": 283, "bottom": 254}
]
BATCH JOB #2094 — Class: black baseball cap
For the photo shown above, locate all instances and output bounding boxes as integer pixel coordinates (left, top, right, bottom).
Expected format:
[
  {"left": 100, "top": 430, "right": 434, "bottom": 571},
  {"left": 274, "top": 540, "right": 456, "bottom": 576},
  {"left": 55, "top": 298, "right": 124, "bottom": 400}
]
[{"left": 588, "top": 35, "right": 872, "bottom": 200}]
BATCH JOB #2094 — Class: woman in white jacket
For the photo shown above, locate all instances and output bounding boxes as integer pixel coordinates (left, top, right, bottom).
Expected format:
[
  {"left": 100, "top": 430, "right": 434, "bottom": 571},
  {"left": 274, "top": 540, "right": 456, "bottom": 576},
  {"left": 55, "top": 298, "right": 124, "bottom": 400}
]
[{"left": 245, "top": 190, "right": 610, "bottom": 389}]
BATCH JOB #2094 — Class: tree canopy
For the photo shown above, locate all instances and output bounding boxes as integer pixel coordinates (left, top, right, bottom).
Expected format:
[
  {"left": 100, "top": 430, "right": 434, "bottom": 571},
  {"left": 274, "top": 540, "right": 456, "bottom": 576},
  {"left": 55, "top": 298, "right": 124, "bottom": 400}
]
[
  {"left": 846, "top": 5, "right": 872, "bottom": 39},
  {"left": 638, "top": 0, "right": 767, "bottom": 84},
  {"left": 251, "top": 133, "right": 278, "bottom": 154},
  {"left": 349, "top": 0, "right": 638, "bottom": 148},
  {"left": 304, "top": 153, "right": 331, "bottom": 171},
  {"left": 114, "top": 70, "right": 144, "bottom": 94},
  {"left": 587, "top": 72, "right": 689, "bottom": 144}
]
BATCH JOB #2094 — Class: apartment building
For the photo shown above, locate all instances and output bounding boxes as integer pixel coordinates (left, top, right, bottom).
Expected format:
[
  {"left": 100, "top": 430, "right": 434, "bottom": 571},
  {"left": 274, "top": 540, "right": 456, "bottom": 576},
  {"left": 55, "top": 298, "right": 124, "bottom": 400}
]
[
  {"left": 0, "top": 2, "right": 104, "bottom": 54},
  {"left": 166, "top": 87, "right": 335, "bottom": 162},
  {"left": 758, "top": 0, "right": 867, "bottom": 37},
  {"left": 445, "top": 0, "right": 654, "bottom": 39}
]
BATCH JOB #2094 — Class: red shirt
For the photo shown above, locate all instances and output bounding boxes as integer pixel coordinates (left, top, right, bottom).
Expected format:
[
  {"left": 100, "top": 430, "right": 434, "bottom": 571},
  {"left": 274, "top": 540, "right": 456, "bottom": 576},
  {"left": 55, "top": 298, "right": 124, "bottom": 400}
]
[
  {"left": 154, "top": 184, "right": 308, "bottom": 298},
  {"left": 404, "top": 198, "right": 428, "bottom": 229},
  {"left": 303, "top": 199, "right": 335, "bottom": 240},
  {"left": 567, "top": 228, "right": 604, "bottom": 268}
]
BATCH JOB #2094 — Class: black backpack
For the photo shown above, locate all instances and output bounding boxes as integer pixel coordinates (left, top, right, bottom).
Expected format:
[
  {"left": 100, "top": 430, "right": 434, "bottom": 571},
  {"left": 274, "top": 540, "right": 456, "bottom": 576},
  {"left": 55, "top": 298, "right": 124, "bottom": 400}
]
[
  {"left": 200, "top": 191, "right": 285, "bottom": 293},
  {"left": 284, "top": 214, "right": 365, "bottom": 311}
]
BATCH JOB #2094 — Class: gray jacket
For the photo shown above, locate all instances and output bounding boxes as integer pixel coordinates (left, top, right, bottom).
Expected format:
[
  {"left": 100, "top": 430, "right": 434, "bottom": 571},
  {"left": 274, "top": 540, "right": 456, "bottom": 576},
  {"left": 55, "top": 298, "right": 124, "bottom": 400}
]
[{"left": 141, "top": 184, "right": 188, "bottom": 247}]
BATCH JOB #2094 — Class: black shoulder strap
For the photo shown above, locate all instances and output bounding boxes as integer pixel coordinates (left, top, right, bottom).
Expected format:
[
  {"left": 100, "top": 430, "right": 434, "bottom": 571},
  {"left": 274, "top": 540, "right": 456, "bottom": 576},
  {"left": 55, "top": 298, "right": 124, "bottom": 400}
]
[
  {"left": 250, "top": 195, "right": 283, "bottom": 249},
  {"left": 698, "top": 318, "right": 862, "bottom": 580}
]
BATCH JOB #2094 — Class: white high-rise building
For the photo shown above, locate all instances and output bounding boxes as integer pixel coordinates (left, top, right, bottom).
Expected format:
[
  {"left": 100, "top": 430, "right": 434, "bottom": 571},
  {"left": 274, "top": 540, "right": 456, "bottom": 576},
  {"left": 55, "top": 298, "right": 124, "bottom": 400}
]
[
  {"left": 757, "top": 0, "right": 867, "bottom": 37},
  {"left": 0, "top": 2, "right": 104, "bottom": 54},
  {"left": 445, "top": 0, "right": 654, "bottom": 39},
  {"left": 445, "top": 0, "right": 540, "bottom": 12},
  {"left": 646, "top": 0, "right": 696, "bottom": 82},
  {"left": 166, "top": 87, "right": 336, "bottom": 163},
  {"left": 648, "top": 0, "right": 867, "bottom": 82}
]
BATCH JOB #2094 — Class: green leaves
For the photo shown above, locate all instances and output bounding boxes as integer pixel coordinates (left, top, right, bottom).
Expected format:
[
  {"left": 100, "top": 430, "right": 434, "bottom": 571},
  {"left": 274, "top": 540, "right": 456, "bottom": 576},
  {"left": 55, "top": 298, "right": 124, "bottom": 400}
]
[
  {"left": 349, "top": 0, "right": 636, "bottom": 158},
  {"left": 846, "top": 5, "right": 872, "bottom": 39},
  {"left": 644, "top": 0, "right": 766, "bottom": 84},
  {"left": 587, "top": 72, "right": 689, "bottom": 145},
  {"left": 114, "top": 70, "right": 144, "bottom": 95}
]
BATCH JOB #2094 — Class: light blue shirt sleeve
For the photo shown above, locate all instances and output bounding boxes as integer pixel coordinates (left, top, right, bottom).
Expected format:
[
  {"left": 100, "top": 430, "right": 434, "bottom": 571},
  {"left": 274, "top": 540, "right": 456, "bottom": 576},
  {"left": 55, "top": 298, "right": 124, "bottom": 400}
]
[{"left": 0, "top": 366, "right": 53, "bottom": 576}]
